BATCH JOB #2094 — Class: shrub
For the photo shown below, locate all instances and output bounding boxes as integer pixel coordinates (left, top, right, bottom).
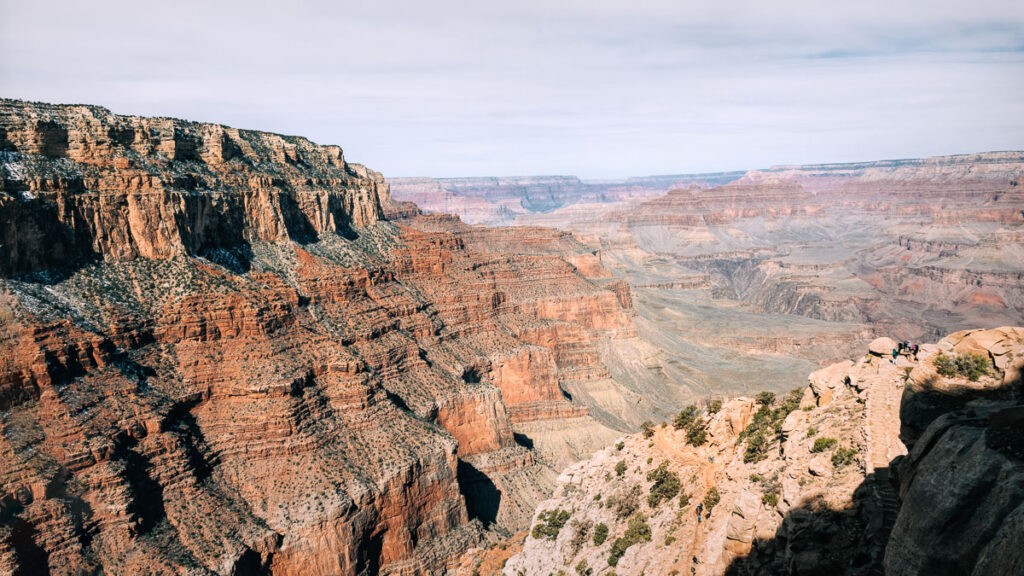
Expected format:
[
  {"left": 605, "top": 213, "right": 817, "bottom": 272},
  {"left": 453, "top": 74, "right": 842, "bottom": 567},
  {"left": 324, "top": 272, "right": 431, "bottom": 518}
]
[
  {"left": 743, "top": 430, "right": 768, "bottom": 463},
  {"left": 531, "top": 509, "right": 571, "bottom": 540},
  {"left": 811, "top": 437, "right": 837, "bottom": 453},
  {"left": 593, "top": 493, "right": 602, "bottom": 501},
  {"left": 739, "top": 388, "right": 803, "bottom": 463},
  {"left": 615, "top": 460, "right": 627, "bottom": 477},
  {"left": 664, "top": 535, "right": 677, "bottom": 545},
  {"left": 762, "top": 492, "right": 779, "bottom": 507},
  {"left": 646, "top": 461, "right": 681, "bottom": 508},
  {"left": 934, "top": 352, "right": 990, "bottom": 381},
  {"left": 703, "top": 487, "right": 720, "bottom": 513},
  {"left": 673, "top": 405, "right": 699, "bottom": 429},
  {"left": 575, "top": 559, "right": 591, "bottom": 576},
  {"left": 616, "top": 441, "right": 625, "bottom": 451},
  {"left": 806, "top": 426, "right": 817, "bottom": 438},
  {"left": 707, "top": 399, "right": 723, "bottom": 414},
  {"left": 607, "top": 484, "right": 642, "bottom": 519},
  {"left": 607, "top": 515, "right": 651, "bottom": 566},
  {"left": 592, "top": 523, "right": 609, "bottom": 546},
  {"left": 641, "top": 421, "right": 655, "bottom": 438},
  {"left": 934, "top": 353, "right": 956, "bottom": 377},
  {"left": 685, "top": 419, "right": 708, "bottom": 446},
  {"left": 569, "top": 519, "right": 593, "bottom": 555},
  {"left": 678, "top": 491, "right": 690, "bottom": 508},
  {"left": 831, "top": 447, "right": 859, "bottom": 467}
]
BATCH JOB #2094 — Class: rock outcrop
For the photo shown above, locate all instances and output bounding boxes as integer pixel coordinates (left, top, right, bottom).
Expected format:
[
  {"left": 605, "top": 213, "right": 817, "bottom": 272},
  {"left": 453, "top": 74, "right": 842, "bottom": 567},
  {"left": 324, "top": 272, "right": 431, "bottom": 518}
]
[
  {"left": 501, "top": 327, "right": 1024, "bottom": 576},
  {"left": 0, "top": 100, "right": 636, "bottom": 575}
]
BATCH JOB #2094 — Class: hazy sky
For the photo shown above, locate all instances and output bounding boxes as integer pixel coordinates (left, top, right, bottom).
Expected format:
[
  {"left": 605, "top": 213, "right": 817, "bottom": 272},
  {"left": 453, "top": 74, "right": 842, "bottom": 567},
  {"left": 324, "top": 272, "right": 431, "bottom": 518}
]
[{"left": 2, "top": 1, "right": 1023, "bottom": 178}]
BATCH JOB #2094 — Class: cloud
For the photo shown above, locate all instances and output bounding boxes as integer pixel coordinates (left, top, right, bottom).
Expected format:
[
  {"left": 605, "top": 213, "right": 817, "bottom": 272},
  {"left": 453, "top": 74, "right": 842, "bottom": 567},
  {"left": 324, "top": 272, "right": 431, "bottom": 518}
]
[{"left": 2, "top": 0, "right": 1022, "bottom": 177}]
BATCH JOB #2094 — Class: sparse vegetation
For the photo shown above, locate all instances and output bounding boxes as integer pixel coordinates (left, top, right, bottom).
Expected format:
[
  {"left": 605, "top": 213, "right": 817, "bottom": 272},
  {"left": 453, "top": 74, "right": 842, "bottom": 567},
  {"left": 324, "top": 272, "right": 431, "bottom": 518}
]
[
  {"left": 531, "top": 509, "right": 571, "bottom": 540},
  {"left": 615, "top": 441, "right": 625, "bottom": 451},
  {"left": 806, "top": 426, "right": 817, "bottom": 438},
  {"left": 703, "top": 487, "right": 720, "bottom": 513},
  {"left": 641, "top": 421, "right": 655, "bottom": 438},
  {"left": 831, "top": 446, "right": 859, "bottom": 467},
  {"left": 569, "top": 518, "right": 593, "bottom": 555},
  {"left": 685, "top": 419, "right": 708, "bottom": 446},
  {"left": 673, "top": 405, "right": 699, "bottom": 429},
  {"left": 762, "top": 492, "right": 779, "bottom": 507},
  {"left": 740, "top": 388, "right": 803, "bottom": 463},
  {"left": 678, "top": 491, "right": 690, "bottom": 508},
  {"left": 606, "top": 485, "right": 642, "bottom": 519},
  {"left": 707, "top": 399, "right": 723, "bottom": 414},
  {"left": 934, "top": 352, "right": 990, "bottom": 381},
  {"left": 575, "top": 559, "right": 591, "bottom": 576},
  {"left": 811, "top": 437, "right": 837, "bottom": 453},
  {"left": 592, "top": 523, "right": 609, "bottom": 546},
  {"left": 646, "top": 461, "right": 681, "bottom": 508},
  {"left": 615, "top": 460, "right": 627, "bottom": 477},
  {"left": 607, "top": 514, "right": 651, "bottom": 566}
]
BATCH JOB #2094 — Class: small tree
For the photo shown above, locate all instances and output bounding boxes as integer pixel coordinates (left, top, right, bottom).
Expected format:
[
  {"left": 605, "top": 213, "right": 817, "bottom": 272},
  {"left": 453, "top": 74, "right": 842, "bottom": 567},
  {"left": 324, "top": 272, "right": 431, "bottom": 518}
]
[
  {"left": 615, "top": 460, "right": 627, "bottom": 477},
  {"left": 592, "top": 523, "right": 609, "bottom": 546},
  {"left": 703, "top": 487, "right": 720, "bottom": 513}
]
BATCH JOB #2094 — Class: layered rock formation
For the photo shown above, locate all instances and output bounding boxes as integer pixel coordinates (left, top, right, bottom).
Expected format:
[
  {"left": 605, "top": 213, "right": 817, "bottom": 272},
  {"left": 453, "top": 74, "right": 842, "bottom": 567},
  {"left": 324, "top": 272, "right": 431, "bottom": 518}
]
[
  {"left": 501, "top": 327, "right": 1024, "bottom": 576},
  {"left": 0, "top": 100, "right": 637, "bottom": 575}
]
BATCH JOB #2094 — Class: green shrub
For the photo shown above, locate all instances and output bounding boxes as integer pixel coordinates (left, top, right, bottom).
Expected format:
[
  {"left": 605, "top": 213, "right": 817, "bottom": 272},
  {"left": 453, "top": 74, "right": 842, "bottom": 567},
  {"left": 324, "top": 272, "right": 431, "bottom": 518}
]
[
  {"left": 664, "top": 535, "right": 677, "bottom": 545},
  {"left": 673, "top": 405, "right": 699, "bottom": 429},
  {"left": 762, "top": 492, "right": 779, "bottom": 507},
  {"left": 531, "top": 509, "right": 571, "bottom": 540},
  {"left": 641, "top": 421, "right": 655, "bottom": 438},
  {"left": 739, "top": 388, "right": 803, "bottom": 463},
  {"left": 707, "top": 399, "right": 723, "bottom": 414},
  {"left": 934, "top": 353, "right": 956, "bottom": 377},
  {"left": 678, "top": 492, "right": 690, "bottom": 508},
  {"left": 806, "top": 426, "right": 817, "bottom": 438},
  {"left": 685, "top": 419, "right": 708, "bottom": 446},
  {"left": 592, "top": 523, "right": 609, "bottom": 546},
  {"left": 810, "top": 437, "right": 837, "bottom": 453},
  {"left": 756, "top": 391, "right": 776, "bottom": 405},
  {"left": 615, "top": 441, "right": 625, "bottom": 451},
  {"left": 934, "top": 352, "right": 991, "bottom": 381},
  {"left": 703, "top": 487, "right": 720, "bottom": 513},
  {"left": 607, "top": 515, "right": 651, "bottom": 566},
  {"left": 743, "top": 430, "right": 768, "bottom": 463},
  {"left": 646, "top": 461, "right": 681, "bottom": 508},
  {"left": 615, "top": 460, "right": 627, "bottom": 477},
  {"left": 575, "top": 559, "right": 591, "bottom": 576},
  {"left": 831, "top": 446, "right": 859, "bottom": 467}
]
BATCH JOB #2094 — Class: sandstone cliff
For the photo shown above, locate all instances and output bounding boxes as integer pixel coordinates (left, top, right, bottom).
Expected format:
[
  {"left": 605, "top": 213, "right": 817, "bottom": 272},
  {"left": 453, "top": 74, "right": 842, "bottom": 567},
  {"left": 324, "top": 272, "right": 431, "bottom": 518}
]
[
  {"left": 499, "top": 327, "right": 1024, "bottom": 576},
  {"left": 0, "top": 100, "right": 635, "bottom": 575}
]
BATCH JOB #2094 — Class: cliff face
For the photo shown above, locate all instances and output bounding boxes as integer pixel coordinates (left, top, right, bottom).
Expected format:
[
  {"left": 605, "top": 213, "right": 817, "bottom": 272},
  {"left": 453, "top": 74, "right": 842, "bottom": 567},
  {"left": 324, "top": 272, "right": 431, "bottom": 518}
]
[
  {"left": 0, "top": 100, "right": 384, "bottom": 276},
  {"left": 500, "top": 327, "right": 1024, "bottom": 576},
  {"left": 0, "top": 101, "right": 635, "bottom": 575}
]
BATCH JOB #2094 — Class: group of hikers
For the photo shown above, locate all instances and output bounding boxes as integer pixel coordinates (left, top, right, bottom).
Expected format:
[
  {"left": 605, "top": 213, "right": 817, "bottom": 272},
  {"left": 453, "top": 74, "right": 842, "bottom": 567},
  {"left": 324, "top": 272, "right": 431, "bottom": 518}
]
[{"left": 891, "top": 341, "right": 919, "bottom": 363}]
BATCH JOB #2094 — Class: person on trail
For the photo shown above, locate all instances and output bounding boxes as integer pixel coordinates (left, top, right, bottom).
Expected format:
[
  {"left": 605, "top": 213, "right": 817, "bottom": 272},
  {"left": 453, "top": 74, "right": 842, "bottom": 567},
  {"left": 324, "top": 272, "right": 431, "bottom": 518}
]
[
  {"left": 693, "top": 556, "right": 699, "bottom": 564},
  {"left": 697, "top": 513, "right": 701, "bottom": 523},
  {"left": 892, "top": 348, "right": 899, "bottom": 363}
]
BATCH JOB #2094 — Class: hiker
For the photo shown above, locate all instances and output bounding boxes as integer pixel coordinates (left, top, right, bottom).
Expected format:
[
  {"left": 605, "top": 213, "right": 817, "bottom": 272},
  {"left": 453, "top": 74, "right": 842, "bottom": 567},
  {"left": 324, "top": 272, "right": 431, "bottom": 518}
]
[
  {"left": 693, "top": 556, "right": 698, "bottom": 564},
  {"left": 697, "top": 513, "right": 701, "bottom": 523},
  {"left": 892, "top": 348, "right": 899, "bottom": 364}
]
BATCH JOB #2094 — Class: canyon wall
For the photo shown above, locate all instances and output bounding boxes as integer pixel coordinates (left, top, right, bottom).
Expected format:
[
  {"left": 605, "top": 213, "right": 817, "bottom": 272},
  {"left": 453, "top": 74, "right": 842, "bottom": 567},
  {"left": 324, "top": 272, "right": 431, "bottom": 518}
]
[{"left": 0, "top": 100, "right": 636, "bottom": 575}]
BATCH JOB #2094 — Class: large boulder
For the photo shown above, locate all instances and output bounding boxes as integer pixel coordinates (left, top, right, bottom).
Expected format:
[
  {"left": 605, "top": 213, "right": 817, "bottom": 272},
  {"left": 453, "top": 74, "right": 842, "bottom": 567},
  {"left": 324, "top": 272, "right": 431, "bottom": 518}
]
[{"left": 869, "top": 337, "right": 898, "bottom": 356}]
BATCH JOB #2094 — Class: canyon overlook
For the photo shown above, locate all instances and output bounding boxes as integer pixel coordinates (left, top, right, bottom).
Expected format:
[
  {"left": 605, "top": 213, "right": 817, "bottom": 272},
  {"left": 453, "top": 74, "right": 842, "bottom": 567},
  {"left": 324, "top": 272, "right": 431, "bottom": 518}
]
[{"left": 0, "top": 100, "right": 1022, "bottom": 576}]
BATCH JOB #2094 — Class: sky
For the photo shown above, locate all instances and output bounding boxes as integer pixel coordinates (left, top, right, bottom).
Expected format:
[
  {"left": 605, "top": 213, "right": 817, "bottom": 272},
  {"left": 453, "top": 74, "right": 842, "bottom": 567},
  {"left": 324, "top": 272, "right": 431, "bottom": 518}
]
[{"left": 2, "top": 0, "right": 1023, "bottom": 178}]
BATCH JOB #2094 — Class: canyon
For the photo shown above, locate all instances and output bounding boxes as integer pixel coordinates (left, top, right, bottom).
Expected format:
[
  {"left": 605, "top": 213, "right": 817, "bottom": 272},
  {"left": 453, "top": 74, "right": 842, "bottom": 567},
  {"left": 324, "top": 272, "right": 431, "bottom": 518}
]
[
  {"left": 1, "top": 99, "right": 1022, "bottom": 576},
  {"left": 0, "top": 100, "right": 643, "bottom": 575},
  {"left": 393, "top": 153, "right": 1024, "bottom": 405}
]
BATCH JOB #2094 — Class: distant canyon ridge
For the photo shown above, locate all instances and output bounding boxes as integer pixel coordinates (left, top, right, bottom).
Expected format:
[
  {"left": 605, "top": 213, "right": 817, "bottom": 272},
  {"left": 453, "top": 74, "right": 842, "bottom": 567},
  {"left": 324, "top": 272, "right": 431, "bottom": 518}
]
[{"left": 391, "top": 154, "right": 1024, "bottom": 401}]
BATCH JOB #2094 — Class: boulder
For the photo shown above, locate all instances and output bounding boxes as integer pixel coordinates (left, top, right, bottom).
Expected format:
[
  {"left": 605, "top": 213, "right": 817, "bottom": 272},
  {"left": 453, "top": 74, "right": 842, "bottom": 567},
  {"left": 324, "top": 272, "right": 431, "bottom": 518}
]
[{"left": 869, "top": 337, "right": 898, "bottom": 356}]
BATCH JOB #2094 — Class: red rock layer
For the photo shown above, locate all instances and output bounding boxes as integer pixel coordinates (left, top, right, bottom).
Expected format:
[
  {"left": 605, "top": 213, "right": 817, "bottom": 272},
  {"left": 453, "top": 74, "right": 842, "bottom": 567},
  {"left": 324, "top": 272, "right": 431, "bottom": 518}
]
[{"left": 0, "top": 101, "right": 634, "bottom": 575}]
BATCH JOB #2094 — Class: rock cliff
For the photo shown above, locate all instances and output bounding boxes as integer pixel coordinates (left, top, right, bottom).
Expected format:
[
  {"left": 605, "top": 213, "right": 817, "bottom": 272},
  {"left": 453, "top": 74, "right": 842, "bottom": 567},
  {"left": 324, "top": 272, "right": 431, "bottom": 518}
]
[
  {"left": 500, "top": 327, "right": 1024, "bottom": 576},
  {"left": 0, "top": 100, "right": 635, "bottom": 575}
]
